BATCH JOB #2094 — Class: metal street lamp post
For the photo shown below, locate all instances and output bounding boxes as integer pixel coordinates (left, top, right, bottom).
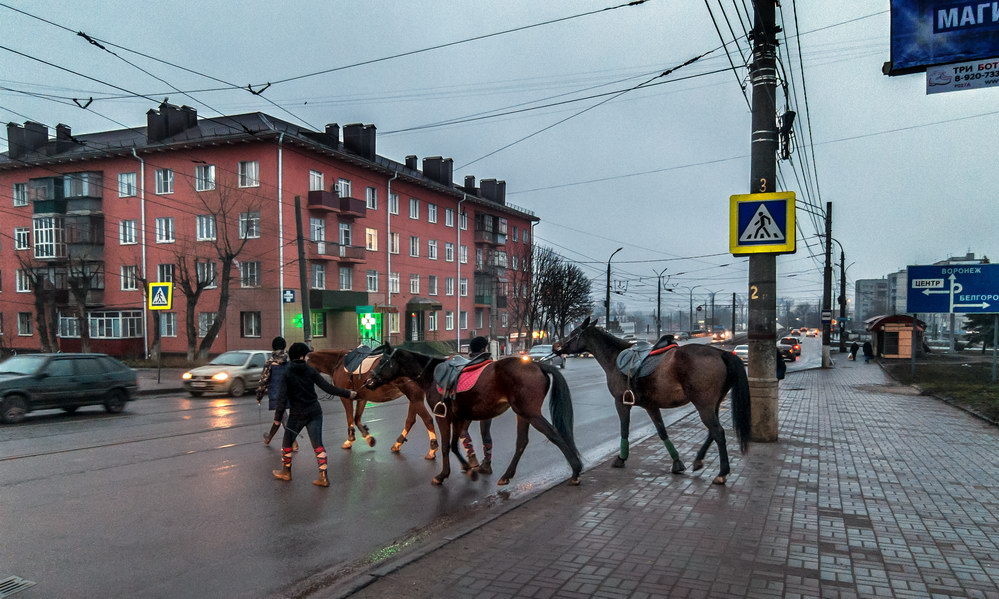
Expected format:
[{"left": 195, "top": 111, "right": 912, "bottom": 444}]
[{"left": 605, "top": 247, "right": 623, "bottom": 326}]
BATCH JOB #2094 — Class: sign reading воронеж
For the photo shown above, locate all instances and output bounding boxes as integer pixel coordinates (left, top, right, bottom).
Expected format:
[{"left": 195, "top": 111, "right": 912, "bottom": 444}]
[
  {"left": 889, "top": 0, "right": 999, "bottom": 74},
  {"left": 927, "top": 56, "right": 999, "bottom": 93},
  {"left": 906, "top": 264, "right": 999, "bottom": 314}
]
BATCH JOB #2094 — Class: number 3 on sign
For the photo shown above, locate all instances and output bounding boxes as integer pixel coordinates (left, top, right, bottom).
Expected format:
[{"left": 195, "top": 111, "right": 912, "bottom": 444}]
[{"left": 750, "top": 285, "right": 759, "bottom": 300}]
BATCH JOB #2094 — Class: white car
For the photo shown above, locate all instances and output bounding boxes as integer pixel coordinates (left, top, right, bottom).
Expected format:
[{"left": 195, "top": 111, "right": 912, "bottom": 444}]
[
  {"left": 524, "top": 344, "right": 566, "bottom": 369},
  {"left": 182, "top": 350, "right": 270, "bottom": 397},
  {"left": 732, "top": 344, "right": 749, "bottom": 363}
]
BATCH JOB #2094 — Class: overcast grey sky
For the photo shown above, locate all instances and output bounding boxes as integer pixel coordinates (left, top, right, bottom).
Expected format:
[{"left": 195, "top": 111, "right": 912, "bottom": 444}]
[{"left": 2, "top": 0, "right": 995, "bottom": 317}]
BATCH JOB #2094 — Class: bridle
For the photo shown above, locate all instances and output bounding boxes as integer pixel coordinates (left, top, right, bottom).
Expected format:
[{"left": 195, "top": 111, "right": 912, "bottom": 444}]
[{"left": 554, "top": 325, "right": 588, "bottom": 355}]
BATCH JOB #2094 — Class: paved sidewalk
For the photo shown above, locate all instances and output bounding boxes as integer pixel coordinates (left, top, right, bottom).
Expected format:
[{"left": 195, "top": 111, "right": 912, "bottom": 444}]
[
  {"left": 326, "top": 361, "right": 999, "bottom": 599},
  {"left": 135, "top": 367, "right": 187, "bottom": 396}
]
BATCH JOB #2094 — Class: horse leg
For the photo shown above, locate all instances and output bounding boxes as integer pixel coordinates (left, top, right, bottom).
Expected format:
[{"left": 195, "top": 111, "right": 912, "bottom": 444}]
[
  {"left": 612, "top": 400, "right": 632, "bottom": 468},
  {"left": 498, "top": 416, "right": 530, "bottom": 486},
  {"left": 644, "top": 406, "right": 686, "bottom": 474},
  {"left": 391, "top": 400, "right": 418, "bottom": 453},
  {"left": 340, "top": 397, "right": 356, "bottom": 449},
  {"left": 692, "top": 433, "right": 713, "bottom": 471},
  {"left": 526, "top": 415, "right": 582, "bottom": 486},
  {"left": 695, "top": 406, "right": 731, "bottom": 485},
  {"left": 414, "top": 401, "right": 438, "bottom": 460},
  {"left": 452, "top": 420, "right": 478, "bottom": 481},
  {"left": 353, "top": 400, "right": 376, "bottom": 448},
  {"left": 477, "top": 419, "right": 493, "bottom": 475},
  {"left": 459, "top": 427, "right": 479, "bottom": 471},
  {"left": 432, "top": 415, "right": 452, "bottom": 485}
]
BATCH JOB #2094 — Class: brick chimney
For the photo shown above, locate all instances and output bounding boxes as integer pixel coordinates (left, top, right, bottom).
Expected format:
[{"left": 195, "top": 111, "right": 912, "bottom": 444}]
[
  {"left": 146, "top": 102, "right": 199, "bottom": 142},
  {"left": 343, "top": 123, "right": 376, "bottom": 160}
]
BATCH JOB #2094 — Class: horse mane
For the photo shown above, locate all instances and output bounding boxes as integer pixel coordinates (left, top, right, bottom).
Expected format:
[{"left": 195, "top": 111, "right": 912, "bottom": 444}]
[{"left": 587, "top": 326, "right": 632, "bottom": 352}]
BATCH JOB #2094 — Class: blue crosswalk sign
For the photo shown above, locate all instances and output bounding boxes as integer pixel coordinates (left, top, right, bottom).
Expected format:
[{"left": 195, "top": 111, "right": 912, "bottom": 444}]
[{"left": 729, "top": 192, "right": 796, "bottom": 255}]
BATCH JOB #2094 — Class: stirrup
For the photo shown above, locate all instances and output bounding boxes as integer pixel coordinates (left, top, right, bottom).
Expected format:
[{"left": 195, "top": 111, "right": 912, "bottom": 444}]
[
  {"left": 622, "top": 389, "right": 636, "bottom": 406},
  {"left": 432, "top": 401, "right": 448, "bottom": 418}
]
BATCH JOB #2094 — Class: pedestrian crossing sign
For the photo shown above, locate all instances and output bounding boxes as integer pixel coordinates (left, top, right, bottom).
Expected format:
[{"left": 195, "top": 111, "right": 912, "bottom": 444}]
[
  {"left": 148, "top": 282, "right": 173, "bottom": 310},
  {"left": 729, "top": 192, "right": 796, "bottom": 255}
]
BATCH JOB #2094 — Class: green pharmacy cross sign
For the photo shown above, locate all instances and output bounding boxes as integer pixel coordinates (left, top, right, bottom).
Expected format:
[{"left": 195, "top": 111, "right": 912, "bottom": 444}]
[{"left": 356, "top": 306, "right": 383, "bottom": 345}]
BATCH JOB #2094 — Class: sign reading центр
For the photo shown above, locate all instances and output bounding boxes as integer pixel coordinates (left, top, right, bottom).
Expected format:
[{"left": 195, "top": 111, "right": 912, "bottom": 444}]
[{"left": 906, "top": 264, "right": 999, "bottom": 314}]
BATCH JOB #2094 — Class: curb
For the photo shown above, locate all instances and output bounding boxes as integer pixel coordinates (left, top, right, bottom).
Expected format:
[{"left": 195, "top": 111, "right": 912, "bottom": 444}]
[{"left": 137, "top": 387, "right": 185, "bottom": 397}]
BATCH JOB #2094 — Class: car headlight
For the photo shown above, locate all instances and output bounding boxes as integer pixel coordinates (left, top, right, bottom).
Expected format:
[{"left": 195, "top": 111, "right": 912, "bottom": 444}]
[
  {"left": 521, "top": 354, "right": 532, "bottom": 362},
  {"left": 212, "top": 372, "right": 230, "bottom": 381},
  {"left": 182, "top": 372, "right": 192, "bottom": 380}
]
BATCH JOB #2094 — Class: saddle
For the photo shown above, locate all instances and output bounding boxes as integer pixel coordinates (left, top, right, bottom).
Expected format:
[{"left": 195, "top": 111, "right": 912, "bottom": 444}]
[
  {"left": 615, "top": 335, "right": 678, "bottom": 405},
  {"left": 431, "top": 354, "right": 493, "bottom": 416},
  {"left": 342, "top": 345, "right": 381, "bottom": 375}
]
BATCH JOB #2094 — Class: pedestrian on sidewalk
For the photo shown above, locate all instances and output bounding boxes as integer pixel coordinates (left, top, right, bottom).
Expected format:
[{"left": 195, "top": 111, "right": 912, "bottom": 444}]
[
  {"left": 257, "top": 336, "right": 291, "bottom": 446},
  {"left": 272, "top": 342, "right": 356, "bottom": 487},
  {"left": 862, "top": 340, "right": 874, "bottom": 364},
  {"left": 849, "top": 341, "right": 859, "bottom": 361},
  {"left": 775, "top": 347, "right": 786, "bottom": 380}
]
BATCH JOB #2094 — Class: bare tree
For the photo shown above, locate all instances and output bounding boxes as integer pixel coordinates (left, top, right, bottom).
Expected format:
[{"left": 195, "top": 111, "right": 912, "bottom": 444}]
[
  {"left": 545, "top": 261, "right": 593, "bottom": 340},
  {"left": 65, "top": 257, "right": 104, "bottom": 354},
  {"left": 14, "top": 252, "right": 60, "bottom": 352},
  {"left": 174, "top": 252, "right": 215, "bottom": 361}
]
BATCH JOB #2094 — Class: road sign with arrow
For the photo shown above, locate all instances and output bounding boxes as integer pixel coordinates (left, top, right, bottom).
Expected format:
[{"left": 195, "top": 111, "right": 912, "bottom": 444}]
[{"left": 906, "top": 264, "right": 999, "bottom": 314}]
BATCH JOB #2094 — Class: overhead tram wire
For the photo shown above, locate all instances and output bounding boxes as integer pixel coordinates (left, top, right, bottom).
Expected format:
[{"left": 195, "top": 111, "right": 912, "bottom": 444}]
[
  {"left": 704, "top": 0, "right": 750, "bottom": 108},
  {"left": 790, "top": 0, "right": 824, "bottom": 209}
]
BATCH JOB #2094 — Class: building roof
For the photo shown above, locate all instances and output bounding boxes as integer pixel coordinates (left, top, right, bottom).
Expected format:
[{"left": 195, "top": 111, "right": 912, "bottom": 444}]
[{"left": 864, "top": 314, "right": 926, "bottom": 332}]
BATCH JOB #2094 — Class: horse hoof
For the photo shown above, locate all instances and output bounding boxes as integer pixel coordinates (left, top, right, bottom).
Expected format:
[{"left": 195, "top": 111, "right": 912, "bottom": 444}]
[
  {"left": 611, "top": 457, "right": 626, "bottom": 468},
  {"left": 497, "top": 478, "right": 510, "bottom": 486},
  {"left": 672, "top": 462, "right": 687, "bottom": 474},
  {"left": 712, "top": 475, "right": 727, "bottom": 485},
  {"left": 568, "top": 478, "right": 581, "bottom": 486},
  {"left": 692, "top": 460, "right": 704, "bottom": 471},
  {"left": 391, "top": 442, "right": 402, "bottom": 453},
  {"left": 341, "top": 440, "right": 353, "bottom": 450},
  {"left": 424, "top": 450, "right": 437, "bottom": 460},
  {"left": 431, "top": 478, "right": 443, "bottom": 486},
  {"left": 365, "top": 435, "right": 376, "bottom": 448},
  {"left": 478, "top": 461, "right": 492, "bottom": 475}
]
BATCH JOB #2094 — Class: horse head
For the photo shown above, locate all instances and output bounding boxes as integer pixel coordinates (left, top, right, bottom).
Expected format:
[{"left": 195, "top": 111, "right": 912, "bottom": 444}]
[
  {"left": 553, "top": 316, "right": 593, "bottom": 356},
  {"left": 365, "top": 343, "right": 397, "bottom": 389}
]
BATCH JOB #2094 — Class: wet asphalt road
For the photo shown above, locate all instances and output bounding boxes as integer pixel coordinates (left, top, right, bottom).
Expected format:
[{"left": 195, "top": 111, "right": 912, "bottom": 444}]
[{"left": 0, "top": 340, "right": 817, "bottom": 598}]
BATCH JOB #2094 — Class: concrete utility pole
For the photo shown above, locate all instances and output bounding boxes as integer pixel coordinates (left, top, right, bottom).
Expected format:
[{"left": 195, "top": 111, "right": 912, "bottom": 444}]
[
  {"left": 822, "top": 201, "right": 833, "bottom": 367},
  {"left": 731, "top": 292, "right": 736, "bottom": 336},
  {"left": 294, "top": 195, "right": 312, "bottom": 345},
  {"left": 605, "top": 247, "right": 623, "bottom": 326},
  {"left": 747, "top": 0, "right": 779, "bottom": 442}
]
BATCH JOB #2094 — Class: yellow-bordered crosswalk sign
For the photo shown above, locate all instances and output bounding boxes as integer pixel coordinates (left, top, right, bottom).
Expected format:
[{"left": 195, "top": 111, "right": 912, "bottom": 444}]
[
  {"left": 148, "top": 282, "right": 173, "bottom": 310},
  {"left": 729, "top": 192, "right": 796, "bottom": 255}
]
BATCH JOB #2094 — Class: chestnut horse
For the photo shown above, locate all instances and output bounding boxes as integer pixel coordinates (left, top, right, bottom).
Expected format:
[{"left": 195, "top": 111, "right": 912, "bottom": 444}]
[
  {"left": 366, "top": 344, "right": 582, "bottom": 487},
  {"left": 307, "top": 349, "right": 439, "bottom": 460},
  {"left": 554, "top": 317, "right": 750, "bottom": 484}
]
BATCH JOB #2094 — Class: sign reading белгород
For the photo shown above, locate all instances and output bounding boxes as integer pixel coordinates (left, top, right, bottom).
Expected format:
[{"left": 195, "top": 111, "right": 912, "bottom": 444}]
[{"left": 927, "top": 56, "right": 999, "bottom": 94}]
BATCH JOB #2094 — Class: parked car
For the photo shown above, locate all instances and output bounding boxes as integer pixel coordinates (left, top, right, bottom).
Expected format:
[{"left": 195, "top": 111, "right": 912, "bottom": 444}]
[
  {"left": 0, "top": 353, "right": 138, "bottom": 424},
  {"left": 732, "top": 344, "right": 749, "bottom": 363},
  {"left": 182, "top": 350, "right": 270, "bottom": 397},
  {"left": 778, "top": 336, "right": 801, "bottom": 360},
  {"left": 523, "top": 344, "right": 566, "bottom": 369}
]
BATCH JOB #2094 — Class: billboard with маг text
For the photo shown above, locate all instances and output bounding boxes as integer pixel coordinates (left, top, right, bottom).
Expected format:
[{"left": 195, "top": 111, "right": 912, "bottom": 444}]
[{"left": 889, "top": 0, "right": 999, "bottom": 74}]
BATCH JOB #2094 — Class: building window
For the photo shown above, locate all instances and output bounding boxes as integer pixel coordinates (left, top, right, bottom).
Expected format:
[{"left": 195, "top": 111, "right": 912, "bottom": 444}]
[
  {"left": 338, "top": 222, "right": 352, "bottom": 247},
  {"left": 476, "top": 309, "right": 484, "bottom": 329},
  {"left": 240, "top": 261, "right": 261, "bottom": 287},
  {"left": 428, "top": 311, "right": 437, "bottom": 331},
  {"left": 309, "top": 170, "right": 324, "bottom": 192},
  {"left": 117, "top": 172, "right": 137, "bottom": 198},
  {"left": 427, "top": 203, "right": 438, "bottom": 223},
  {"left": 120, "top": 265, "right": 139, "bottom": 290},
  {"left": 155, "top": 168, "right": 174, "bottom": 194},
  {"left": 512, "top": 255, "right": 519, "bottom": 270},
  {"left": 409, "top": 198, "right": 419, "bottom": 220},
  {"left": 33, "top": 216, "right": 65, "bottom": 258},
  {"left": 195, "top": 165, "right": 216, "bottom": 191},
  {"left": 239, "top": 211, "right": 260, "bottom": 239},
  {"left": 16, "top": 269, "right": 32, "bottom": 292},
  {"left": 311, "top": 312, "right": 327, "bottom": 338},
  {"left": 157, "top": 263, "right": 174, "bottom": 282},
  {"left": 13, "top": 182, "right": 28, "bottom": 206},
  {"left": 389, "top": 232, "right": 400, "bottom": 255},
  {"left": 459, "top": 278, "right": 468, "bottom": 297},
  {"left": 238, "top": 161, "right": 260, "bottom": 187},
  {"left": 14, "top": 227, "right": 30, "bottom": 250},
  {"left": 459, "top": 311, "right": 468, "bottom": 330},
  {"left": 17, "top": 312, "right": 32, "bottom": 336},
  {"left": 512, "top": 226, "right": 518, "bottom": 242},
  {"left": 337, "top": 178, "right": 351, "bottom": 198},
  {"left": 459, "top": 211, "right": 468, "bottom": 230},
  {"left": 501, "top": 311, "right": 509, "bottom": 327},
  {"left": 195, "top": 215, "right": 216, "bottom": 241},
  {"left": 197, "top": 261, "right": 217, "bottom": 288},
  {"left": 365, "top": 228, "right": 378, "bottom": 251},
  {"left": 86, "top": 311, "right": 143, "bottom": 339},
  {"left": 388, "top": 312, "right": 400, "bottom": 334},
  {"left": 57, "top": 314, "right": 80, "bottom": 338},
  {"left": 445, "top": 277, "right": 455, "bottom": 296},
  {"left": 310, "top": 216, "right": 326, "bottom": 242},
  {"left": 523, "top": 229, "right": 530, "bottom": 244},
  {"left": 241, "top": 312, "right": 262, "bottom": 338},
  {"left": 197, "top": 312, "right": 217, "bottom": 338},
  {"left": 459, "top": 245, "right": 468, "bottom": 264},
  {"left": 311, "top": 264, "right": 325, "bottom": 290},
  {"left": 160, "top": 312, "right": 177, "bottom": 337},
  {"left": 366, "top": 187, "right": 377, "bottom": 210},
  {"left": 445, "top": 311, "right": 454, "bottom": 331},
  {"left": 445, "top": 208, "right": 454, "bottom": 227},
  {"left": 409, "top": 273, "right": 420, "bottom": 294},
  {"left": 389, "top": 271, "right": 400, "bottom": 294},
  {"left": 428, "top": 239, "right": 438, "bottom": 260},
  {"left": 339, "top": 266, "right": 352, "bottom": 290},
  {"left": 155, "top": 217, "right": 175, "bottom": 243},
  {"left": 389, "top": 193, "right": 399, "bottom": 215},
  {"left": 409, "top": 236, "right": 420, "bottom": 257},
  {"left": 445, "top": 242, "right": 455, "bottom": 262},
  {"left": 119, "top": 220, "right": 138, "bottom": 245},
  {"left": 428, "top": 275, "right": 438, "bottom": 296},
  {"left": 366, "top": 269, "right": 379, "bottom": 292}
]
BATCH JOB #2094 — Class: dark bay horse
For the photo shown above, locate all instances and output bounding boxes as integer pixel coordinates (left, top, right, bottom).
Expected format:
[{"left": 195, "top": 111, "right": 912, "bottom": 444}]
[
  {"left": 366, "top": 345, "right": 582, "bottom": 487},
  {"left": 554, "top": 317, "right": 750, "bottom": 485},
  {"left": 307, "top": 349, "right": 439, "bottom": 460}
]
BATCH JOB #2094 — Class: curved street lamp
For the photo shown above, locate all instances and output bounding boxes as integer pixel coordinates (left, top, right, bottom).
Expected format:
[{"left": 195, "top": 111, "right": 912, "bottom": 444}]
[{"left": 605, "top": 247, "right": 623, "bottom": 325}]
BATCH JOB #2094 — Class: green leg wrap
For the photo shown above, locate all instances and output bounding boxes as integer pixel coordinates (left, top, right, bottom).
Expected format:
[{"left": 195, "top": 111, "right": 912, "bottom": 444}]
[
  {"left": 620, "top": 438, "right": 630, "bottom": 460},
  {"left": 663, "top": 439, "right": 680, "bottom": 461}
]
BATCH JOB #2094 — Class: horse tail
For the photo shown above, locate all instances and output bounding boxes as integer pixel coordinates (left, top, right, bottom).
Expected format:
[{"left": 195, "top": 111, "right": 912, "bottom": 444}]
[
  {"left": 722, "top": 351, "right": 751, "bottom": 454},
  {"left": 538, "top": 362, "right": 579, "bottom": 458}
]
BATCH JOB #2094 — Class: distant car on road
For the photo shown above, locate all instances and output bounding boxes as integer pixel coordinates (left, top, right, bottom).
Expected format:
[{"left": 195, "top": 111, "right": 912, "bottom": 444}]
[
  {"left": 790, "top": 328, "right": 801, "bottom": 337},
  {"left": 732, "top": 344, "right": 749, "bottom": 363},
  {"left": 806, "top": 328, "right": 818, "bottom": 337},
  {"left": 523, "top": 344, "right": 566, "bottom": 368},
  {"left": 182, "top": 350, "right": 270, "bottom": 397},
  {"left": 0, "top": 353, "right": 137, "bottom": 424},
  {"left": 778, "top": 337, "right": 801, "bottom": 360}
]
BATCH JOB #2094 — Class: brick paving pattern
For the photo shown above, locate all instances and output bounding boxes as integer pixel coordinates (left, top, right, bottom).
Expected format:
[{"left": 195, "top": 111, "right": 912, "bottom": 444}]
[{"left": 344, "top": 362, "right": 999, "bottom": 599}]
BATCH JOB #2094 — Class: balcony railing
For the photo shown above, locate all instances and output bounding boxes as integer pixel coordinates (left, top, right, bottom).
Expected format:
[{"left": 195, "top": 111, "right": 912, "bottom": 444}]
[
  {"left": 474, "top": 294, "right": 492, "bottom": 306},
  {"left": 307, "top": 190, "right": 339, "bottom": 212},
  {"left": 338, "top": 196, "right": 366, "bottom": 218},
  {"left": 337, "top": 244, "right": 367, "bottom": 262},
  {"left": 474, "top": 230, "right": 506, "bottom": 245},
  {"left": 310, "top": 242, "right": 367, "bottom": 263}
]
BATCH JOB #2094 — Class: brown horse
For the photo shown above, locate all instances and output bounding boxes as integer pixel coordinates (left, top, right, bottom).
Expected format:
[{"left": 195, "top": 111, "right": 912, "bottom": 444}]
[
  {"left": 366, "top": 344, "right": 582, "bottom": 487},
  {"left": 307, "top": 349, "right": 439, "bottom": 460},
  {"left": 554, "top": 317, "right": 750, "bottom": 485}
]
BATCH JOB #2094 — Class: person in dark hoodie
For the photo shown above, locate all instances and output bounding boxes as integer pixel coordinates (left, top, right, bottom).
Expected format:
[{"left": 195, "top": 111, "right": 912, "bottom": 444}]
[
  {"left": 272, "top": 342, "right": 356, "bottom": 487},
  {"left": 257, "top": 336, "right": 291, "bottom": 446}
]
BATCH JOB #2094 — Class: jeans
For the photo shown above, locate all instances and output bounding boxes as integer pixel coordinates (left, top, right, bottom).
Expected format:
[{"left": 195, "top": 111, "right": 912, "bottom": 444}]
[{"left": 282, "top": 413, "right": 324, "bottom": 449}]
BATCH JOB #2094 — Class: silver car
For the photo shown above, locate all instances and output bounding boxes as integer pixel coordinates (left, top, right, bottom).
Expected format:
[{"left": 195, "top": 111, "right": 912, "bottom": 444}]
[
  {"left": 524, "top": 344, "right": 566, "bottom": 369},
  {"left": 732, "top": 344, "right": 749, "bottom": 363},
  {"left": 182, "top": 350, "right": 270, "bottom": 397}
]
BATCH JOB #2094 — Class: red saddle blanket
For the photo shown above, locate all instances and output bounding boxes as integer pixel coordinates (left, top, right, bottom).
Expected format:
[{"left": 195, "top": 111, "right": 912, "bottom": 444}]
[
  {"left": 437, "top": 360, "right": 492, "bottom": 394},
  {"left": 649, "top": 343, "right": 678, "bottom": 356}
]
